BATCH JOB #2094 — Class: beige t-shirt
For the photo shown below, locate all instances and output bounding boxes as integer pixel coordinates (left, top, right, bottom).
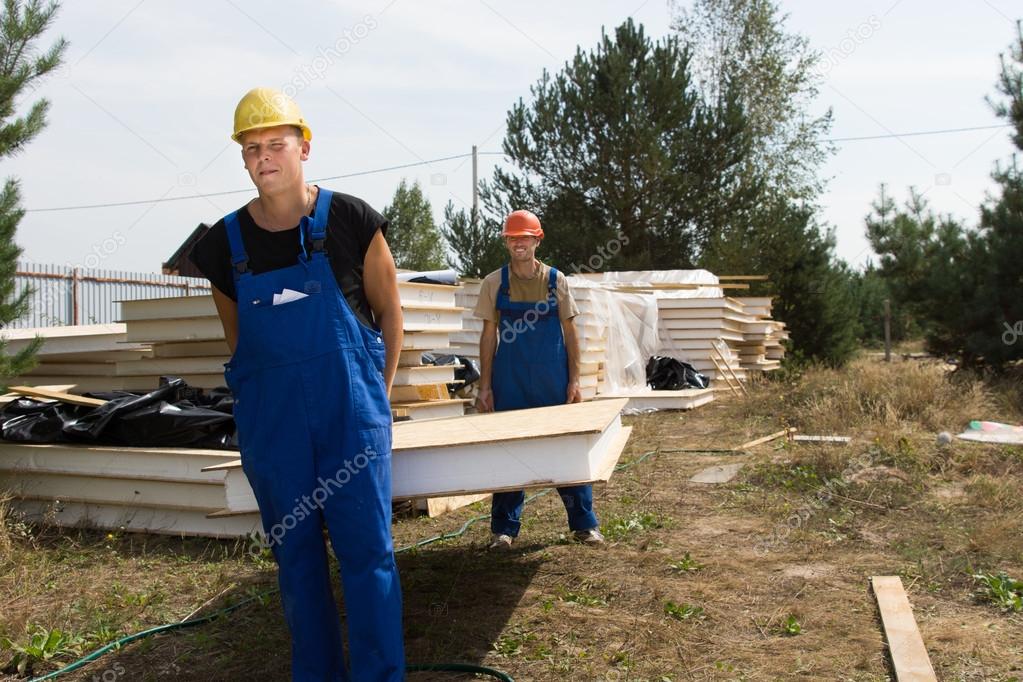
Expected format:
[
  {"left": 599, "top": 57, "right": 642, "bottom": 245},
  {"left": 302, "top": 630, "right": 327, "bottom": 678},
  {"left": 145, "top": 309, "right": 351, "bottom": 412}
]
[{"left": 473, "top": 262, "right": 579, "bottom": 322}]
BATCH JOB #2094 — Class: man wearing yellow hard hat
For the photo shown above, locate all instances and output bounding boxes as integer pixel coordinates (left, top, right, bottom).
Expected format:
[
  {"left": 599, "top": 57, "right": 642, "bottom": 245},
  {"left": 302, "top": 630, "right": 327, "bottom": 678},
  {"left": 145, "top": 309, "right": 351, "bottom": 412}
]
[{"left": 190, "top": 88, "right": 405, "bottom": 681}]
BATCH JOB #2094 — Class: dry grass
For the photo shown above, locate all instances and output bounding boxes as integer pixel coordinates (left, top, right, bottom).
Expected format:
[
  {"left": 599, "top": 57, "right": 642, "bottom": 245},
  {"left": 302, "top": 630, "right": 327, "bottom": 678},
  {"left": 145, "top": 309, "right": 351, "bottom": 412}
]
[
  {"left": 776, "top": 355, "right": 1004, "bottom": 436},
  {"left": 2, "top": 355, "right": 1022, "bottom": 680}
]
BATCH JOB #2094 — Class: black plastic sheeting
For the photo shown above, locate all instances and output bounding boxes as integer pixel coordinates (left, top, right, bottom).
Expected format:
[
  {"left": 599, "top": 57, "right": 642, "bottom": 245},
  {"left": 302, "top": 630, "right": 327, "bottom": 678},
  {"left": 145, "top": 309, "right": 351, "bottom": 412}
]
[
  {"left": 1, "top": 377, "right": 237, "bottom": 449},
  {"left": 645, "top": 356, "right": 710, "bottom": 391},
  {"left": 420, "top": 353, "right": 480, "bottom": 392}
]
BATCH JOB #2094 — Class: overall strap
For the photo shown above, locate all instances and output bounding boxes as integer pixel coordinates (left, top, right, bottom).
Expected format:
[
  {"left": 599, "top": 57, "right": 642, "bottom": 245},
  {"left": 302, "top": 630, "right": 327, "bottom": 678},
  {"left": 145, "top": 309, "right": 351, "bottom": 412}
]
[
  {"left": 224, "top": 211, "right": 249, "bottom": 280},
  {"left": 308, "top": 187, "right": 332, "bottom": 251},
  {"left": 499, "top": 264, "right": 510, "bottom": 297},
  {"left": 547, "top": 267, "right": 559, "bottom": 298}
]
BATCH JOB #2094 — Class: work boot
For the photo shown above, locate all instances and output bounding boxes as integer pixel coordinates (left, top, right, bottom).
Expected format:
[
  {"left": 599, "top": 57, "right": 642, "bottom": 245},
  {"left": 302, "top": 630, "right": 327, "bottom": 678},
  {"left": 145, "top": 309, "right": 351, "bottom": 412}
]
[
  {"left": 573, "top": 528, "right": 606, "bottom": 545},
  {"left": 488, "top": 533, "right": 514, "bottom": 551}
]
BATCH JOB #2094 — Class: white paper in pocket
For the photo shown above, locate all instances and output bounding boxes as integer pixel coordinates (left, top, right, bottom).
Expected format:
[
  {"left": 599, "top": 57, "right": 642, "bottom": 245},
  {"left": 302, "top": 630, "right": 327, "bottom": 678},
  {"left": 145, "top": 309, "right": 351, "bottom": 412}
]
[{"left": 272, "top": 288, "right": 309, "bottom": 306}]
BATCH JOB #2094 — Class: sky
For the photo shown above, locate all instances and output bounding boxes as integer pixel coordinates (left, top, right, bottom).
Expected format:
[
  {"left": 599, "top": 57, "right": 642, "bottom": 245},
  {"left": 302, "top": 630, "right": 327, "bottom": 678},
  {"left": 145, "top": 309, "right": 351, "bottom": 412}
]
[{"left": 7, "top": 0, "right": 1020, "bottom": 274}]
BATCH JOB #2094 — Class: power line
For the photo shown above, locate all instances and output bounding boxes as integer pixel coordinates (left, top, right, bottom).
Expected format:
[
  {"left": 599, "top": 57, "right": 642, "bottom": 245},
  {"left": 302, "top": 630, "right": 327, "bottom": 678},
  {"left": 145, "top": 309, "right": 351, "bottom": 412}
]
[
  {"left": 23, "top": 123, "right": 1016, "bottom": 213},
  {"left": 825, "top": 123, "right": 1012, "bottom": 143},
  {"left": 25, "top": 152, "right": 507, "bottom": 213}
]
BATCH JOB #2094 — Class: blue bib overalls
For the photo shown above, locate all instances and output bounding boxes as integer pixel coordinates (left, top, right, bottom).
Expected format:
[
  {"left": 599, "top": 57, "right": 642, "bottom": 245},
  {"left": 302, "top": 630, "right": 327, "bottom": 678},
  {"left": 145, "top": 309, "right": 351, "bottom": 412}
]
[
  {"left": 223, "top": 188, "right": 404, "bottom": 681},
  {"left": 490, "top": 265, "right": 599, "bottom": 536}
]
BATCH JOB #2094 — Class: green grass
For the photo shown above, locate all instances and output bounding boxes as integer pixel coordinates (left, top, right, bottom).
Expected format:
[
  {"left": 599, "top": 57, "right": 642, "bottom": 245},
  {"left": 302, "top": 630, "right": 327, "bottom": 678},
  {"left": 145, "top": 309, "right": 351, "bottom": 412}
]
[{"left": 973, "top": 572, "right": 1023, "bottom": 612}]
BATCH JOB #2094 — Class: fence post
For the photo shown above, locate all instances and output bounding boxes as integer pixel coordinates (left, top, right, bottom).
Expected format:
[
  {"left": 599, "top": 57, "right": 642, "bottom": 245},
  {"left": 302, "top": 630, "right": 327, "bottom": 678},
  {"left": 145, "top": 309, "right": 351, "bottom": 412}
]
[{"left": 72, "top": 267, "right": 80, "bottom": 325}]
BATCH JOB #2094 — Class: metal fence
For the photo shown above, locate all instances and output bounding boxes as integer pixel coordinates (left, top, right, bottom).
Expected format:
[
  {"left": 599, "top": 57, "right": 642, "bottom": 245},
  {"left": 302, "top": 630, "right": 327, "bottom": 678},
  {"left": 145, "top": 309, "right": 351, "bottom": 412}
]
[{"left": 9, "top": 261, "right": 211, "bottom": 329}]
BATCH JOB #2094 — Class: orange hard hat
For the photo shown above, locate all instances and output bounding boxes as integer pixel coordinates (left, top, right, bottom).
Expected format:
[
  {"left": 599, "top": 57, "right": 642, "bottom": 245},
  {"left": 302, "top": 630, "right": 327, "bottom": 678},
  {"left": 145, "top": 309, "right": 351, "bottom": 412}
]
[{"left": 502, "top": 210, "right": 544, "bottom": 239}]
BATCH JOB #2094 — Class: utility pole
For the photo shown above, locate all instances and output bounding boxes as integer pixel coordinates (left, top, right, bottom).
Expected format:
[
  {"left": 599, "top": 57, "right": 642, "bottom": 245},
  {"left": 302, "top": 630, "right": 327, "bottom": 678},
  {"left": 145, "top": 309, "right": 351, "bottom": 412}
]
[
  {"left": 471, "top": 144, "right": 478, "bottom": 218},
  {"left": 883, "top": 299, "right": 891, "bottom": 362}
]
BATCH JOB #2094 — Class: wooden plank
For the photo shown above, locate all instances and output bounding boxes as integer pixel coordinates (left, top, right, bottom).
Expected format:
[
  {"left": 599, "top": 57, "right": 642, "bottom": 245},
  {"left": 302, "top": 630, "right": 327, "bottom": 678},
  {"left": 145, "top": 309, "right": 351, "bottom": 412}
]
[
  {"left": 871, "top": 576, "right": 938, "bottom": 682},
  {"left": 712, "top": 342, "right": 749, "bottom": 396},
  {"left": 0, "top": 442, "right": 236, "bottom": 481},
  {"left": 1, "top": 472, "right": 227, "bottom": 512},
  {"left": 151, "top": 341, "right": 231, "bottom": 358},
  {"left": 393, "top": 398, "right": 628, "bottom": 450},
  {"left": 27, "top": 362, "right": 119, "bottom": 377},
  {"left": 596, "top": 388, "right": 715, "bottom": 412},
  {"left": 397, "top": 281, "right": 458, "bottom": 309},
  {"left": 793, "top": 435, "right": 851, "bottom": 443},
  {"left": 124, "top": 317, "right": 226, "bottom": 343},
  {"left": 215, "top": 422, "right": 631, "bottom": 511},
  {"left": 11, "top": 499, "right": 260, "bottom": 539},
  {"left": 119, "top": 295, "right": 216, "bottom": 321},
  {"left": 709, "top": 355, "right": 740, "bottom": 397},
  {"left": 736, "top": 428, "right": 795, "bottom": 450},
  {"left": 390, "top": 383, "right": 449, "bottom": 402},
  {"left": 387, "top": 399, "right": 467, "bottom": 421},
  {"left": 401, "top": 330, "right": 459, "bottom": 349},
  {"left": 0, "top": 384, "right": 76, "bottom": 405},
  {"left": 415, "top": 493, "right": 490, "bottom": 518},
  {"left": 2, "top": 323, "right": 146, "bottom": 356},
  {"left": 392, "top": 364, "right": 458, "bottom": 386},
  {"left": 116, "top": 356, "right": 228, "bottom": 376},
  {"left": 6, "top": 385, "right": 106, "bottom": 406}
]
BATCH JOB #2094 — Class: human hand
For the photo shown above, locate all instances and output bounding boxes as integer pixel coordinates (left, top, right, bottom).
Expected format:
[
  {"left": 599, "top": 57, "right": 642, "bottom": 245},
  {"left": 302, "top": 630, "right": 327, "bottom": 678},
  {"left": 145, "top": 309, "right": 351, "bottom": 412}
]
[
  {"left": 476, "top": 387, "right": 495, "bottom": 413},
  {"left": 566, "top": 381, "right": 582, "bottom": 404}
]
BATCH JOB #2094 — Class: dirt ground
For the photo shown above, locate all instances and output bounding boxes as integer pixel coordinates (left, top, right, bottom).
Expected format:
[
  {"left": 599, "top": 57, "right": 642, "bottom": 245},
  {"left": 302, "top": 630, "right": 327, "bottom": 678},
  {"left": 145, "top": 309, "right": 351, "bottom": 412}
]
[{"left": 2, "top": 355, "right": 1022, "bottom": 681}]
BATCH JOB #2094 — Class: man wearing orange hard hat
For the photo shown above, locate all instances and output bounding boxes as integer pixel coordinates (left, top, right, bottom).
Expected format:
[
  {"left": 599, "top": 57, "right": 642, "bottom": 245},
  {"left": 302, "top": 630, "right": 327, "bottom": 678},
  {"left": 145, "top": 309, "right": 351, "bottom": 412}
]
[
  {"left": 473, "top": 210, "right": 605, "bottom": 550},
  {"left": 189, "top": 87, "right": 405, "bottom": 681}
]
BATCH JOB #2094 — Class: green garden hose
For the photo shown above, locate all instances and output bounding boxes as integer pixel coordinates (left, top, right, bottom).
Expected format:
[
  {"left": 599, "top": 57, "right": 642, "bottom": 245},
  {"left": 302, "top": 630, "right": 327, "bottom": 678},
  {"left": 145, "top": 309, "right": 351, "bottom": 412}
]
[{"left": 28, "top": 450, "right": 657, "bottom": 682}]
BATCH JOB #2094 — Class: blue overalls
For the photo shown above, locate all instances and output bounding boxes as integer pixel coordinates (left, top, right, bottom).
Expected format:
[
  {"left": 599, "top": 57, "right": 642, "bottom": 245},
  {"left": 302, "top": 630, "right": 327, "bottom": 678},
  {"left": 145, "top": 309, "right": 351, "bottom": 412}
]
[
  {"left": 490, "top": 265, "right": 599, "bottom": 537},
  {"left": 223, "top": 188, "right": 404, "bottom": 681}
]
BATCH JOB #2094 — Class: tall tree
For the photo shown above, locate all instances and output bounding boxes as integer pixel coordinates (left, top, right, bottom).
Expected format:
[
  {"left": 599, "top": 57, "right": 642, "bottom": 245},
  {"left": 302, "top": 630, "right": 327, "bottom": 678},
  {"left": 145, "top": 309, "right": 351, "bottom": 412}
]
[
  {"left": 438, "top": 203, "right": 504, "bottom": 278},
  {"left": 477, "top": 18, "right": 758, "bottom": 271},
  {"left": 0, "top": 0, "right": 67, "bottom": 381},
  {"left": 670, "top": 0, "right": 832, "bottom": 203},
  {"left": 866, "top": 23, "right": 1023, "bottom": 369},
  {"left": 381, "top": 178, "right": 446, "bottom": 271},
  {"left": 975, "top": 20, "right": 1023, "bottom": 368},
  {"left": 672, "top": 0, "right": 856, "bottom": 365}
]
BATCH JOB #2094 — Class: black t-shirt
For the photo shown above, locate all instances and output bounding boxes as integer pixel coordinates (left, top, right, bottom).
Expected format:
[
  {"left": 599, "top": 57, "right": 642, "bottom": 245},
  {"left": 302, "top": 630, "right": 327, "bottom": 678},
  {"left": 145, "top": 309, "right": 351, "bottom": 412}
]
[{"left": 189, "top": 189, "right": 387, "bottom": 328}]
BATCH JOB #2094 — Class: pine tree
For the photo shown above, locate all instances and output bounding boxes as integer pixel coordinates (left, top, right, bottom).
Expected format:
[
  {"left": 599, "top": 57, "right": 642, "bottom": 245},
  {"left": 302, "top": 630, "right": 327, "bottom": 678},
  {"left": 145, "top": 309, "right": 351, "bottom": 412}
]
[
  {"left": 0, "top": 0, "right": 67, "bottom": 381},
  {"left": 865, "top": 23, "right": 1023, "bottom": 369},
  {"left": 975, "top": 21, "right": 1023, "bottom": 368},
  {"left": 477, "top": 18, "right": 758, "bottom": 271},
  {"left": 381, "top": 178, "right": 446, "bottom": 271},
  {"left": 673, "top": 0, "right": 856, "bottom": 365}
]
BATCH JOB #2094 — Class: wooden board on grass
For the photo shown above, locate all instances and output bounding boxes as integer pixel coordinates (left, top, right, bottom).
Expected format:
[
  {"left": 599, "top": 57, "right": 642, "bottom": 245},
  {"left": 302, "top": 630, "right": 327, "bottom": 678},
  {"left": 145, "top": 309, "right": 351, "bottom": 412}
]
[{"left": 871, "top": 576, "right": 938, "bottom": 682}]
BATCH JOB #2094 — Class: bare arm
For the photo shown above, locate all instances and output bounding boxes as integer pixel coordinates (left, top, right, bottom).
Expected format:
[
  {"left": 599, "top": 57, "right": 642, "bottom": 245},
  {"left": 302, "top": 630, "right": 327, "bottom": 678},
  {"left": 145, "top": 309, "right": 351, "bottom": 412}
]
[
  {"left": 562, "top": 317, "right": 582, "bottom": 403},
  {"left": 363, "top": 230, "right": 403, "bottom": 396},
  {"left": 212, "top": 286, "right": 238, "bottom": 355},
  {"left": 476, "top": 319, "right": 498, "bottom": 412}
]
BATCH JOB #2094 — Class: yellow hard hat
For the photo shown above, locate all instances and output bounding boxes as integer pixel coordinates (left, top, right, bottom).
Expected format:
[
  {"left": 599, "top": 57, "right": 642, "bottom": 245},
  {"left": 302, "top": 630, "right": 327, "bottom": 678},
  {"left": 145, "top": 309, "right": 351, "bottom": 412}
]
[{"left": 232, "top": 87, "right": 312, "bottom": 143}]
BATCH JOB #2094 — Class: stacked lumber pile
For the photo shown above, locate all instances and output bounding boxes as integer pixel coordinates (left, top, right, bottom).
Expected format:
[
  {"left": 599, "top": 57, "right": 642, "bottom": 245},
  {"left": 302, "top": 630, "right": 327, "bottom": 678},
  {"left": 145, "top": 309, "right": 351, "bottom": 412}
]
[
  {"left": 570, "top": 285, "right": 607, "bottom": 400},
  {"left": 654, "top": 296, "right": 749, "bottom": 383},
  {"left": 6, "top": 324, "right": 151, "bottom": 392},
  {"left": 392, "top": 281, "right": 471, "bottom": 421},
  {"left": 1, "top": 399, "right": 631, "bottom": 538},
  {"left": 449, "top": 278, "right": 482, "bottom": 373},
  {"left": 118, "top": 296, "right": 230, "bottom": 391},
  {"left": 734, "top": 297, "right": 786, "bottom": 371},
  {"left": 9, "top": 284, "right": 473, "bottom": 420}
]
